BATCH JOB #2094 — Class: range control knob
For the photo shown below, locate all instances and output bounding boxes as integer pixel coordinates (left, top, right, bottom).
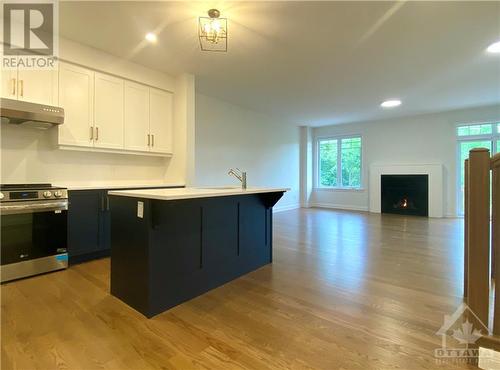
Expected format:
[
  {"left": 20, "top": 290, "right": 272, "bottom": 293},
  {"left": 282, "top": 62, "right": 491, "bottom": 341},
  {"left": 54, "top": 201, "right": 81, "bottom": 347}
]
[
  {"left": 0, "top": 192, "right": 4, "bottom": 200},
  {"left": 43, "top": 191, "right": 52, "bottom": 198},
  {"left": 54, "top": 190, "right": 63, "bottom": 198}
]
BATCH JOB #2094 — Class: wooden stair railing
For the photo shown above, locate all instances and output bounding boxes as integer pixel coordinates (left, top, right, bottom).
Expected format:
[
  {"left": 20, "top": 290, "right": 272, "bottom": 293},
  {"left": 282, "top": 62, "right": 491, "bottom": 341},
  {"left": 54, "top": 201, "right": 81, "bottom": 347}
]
[
  {"left": 466, "top": 150, "right": 500, "bottom": 352},
  {"left": 465, "top": 148, "right": 491, "bottom": 330},
  {"left": 492, "top": 152, "right": 500, "bottom": 335},
  {"left": 464, "top": 158, "right": 469, "bottom": 298}
]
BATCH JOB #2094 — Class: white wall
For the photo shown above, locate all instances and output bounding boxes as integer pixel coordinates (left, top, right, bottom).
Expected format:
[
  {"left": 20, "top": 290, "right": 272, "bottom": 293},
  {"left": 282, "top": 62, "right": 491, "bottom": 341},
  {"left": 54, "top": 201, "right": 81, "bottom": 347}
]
[
  {"left": 1, "top": 38, "right": 194, "bottom": 188},
  {"left": 59, "top": 38, "right": 175, "bottom": 92},
  {"left": 309, "top": 104, "right": 500, "bottom": 217},
  {"left": 195, "top": 94, "right": 300, "bottom": 211}
]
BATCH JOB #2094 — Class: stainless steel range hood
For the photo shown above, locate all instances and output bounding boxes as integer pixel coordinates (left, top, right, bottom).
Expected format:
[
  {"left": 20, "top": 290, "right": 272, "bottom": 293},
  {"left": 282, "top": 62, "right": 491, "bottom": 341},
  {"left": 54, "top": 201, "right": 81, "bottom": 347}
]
[{"left": 1, "top": 98, "right": 64, "bottom": 129}]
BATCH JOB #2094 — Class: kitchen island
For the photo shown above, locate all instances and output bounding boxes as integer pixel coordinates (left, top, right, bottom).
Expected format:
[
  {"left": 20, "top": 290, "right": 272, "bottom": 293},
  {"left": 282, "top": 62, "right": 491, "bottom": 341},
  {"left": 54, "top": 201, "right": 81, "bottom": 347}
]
[{"left": 107, "top": 187, "right": 287, "bottom": 317}]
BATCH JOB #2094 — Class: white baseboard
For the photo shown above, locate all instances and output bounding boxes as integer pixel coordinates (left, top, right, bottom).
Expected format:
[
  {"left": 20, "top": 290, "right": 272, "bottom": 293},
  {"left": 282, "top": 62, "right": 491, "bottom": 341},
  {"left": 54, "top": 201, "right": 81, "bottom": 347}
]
[
  {"left": 273, "top": 203, "right": 301, "bottom": 213},
  {"left": 309, "top": 202, "right": 369, "bottom": 212},
  {"left": 308, "top": 203, "right": 458, "bottom": 218}
]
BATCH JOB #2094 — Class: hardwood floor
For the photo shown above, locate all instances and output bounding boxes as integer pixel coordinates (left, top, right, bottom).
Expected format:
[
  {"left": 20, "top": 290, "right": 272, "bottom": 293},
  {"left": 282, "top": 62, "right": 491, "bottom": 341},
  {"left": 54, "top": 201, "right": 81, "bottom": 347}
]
[{"left": 1, "top": 208, "right": 475, "bottom": 369}]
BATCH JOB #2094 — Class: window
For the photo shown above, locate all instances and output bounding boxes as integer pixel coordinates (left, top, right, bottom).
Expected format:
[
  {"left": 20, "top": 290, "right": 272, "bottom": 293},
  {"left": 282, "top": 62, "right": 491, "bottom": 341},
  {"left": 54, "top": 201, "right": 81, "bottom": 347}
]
[
  {"left": 457, "top": 124, "right": 493, "bottom": 136},
  {"left": 457, "top": 123, "right": 499, "bottom": 215},
  {"left": 318, "top": 136, "right": 362, "bottom": 188}
]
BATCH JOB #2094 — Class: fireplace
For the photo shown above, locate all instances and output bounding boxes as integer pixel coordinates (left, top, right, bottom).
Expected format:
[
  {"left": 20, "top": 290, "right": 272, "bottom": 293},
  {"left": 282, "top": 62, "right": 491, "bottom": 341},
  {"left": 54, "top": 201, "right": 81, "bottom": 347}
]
[{"left": 381, "top": 175, "right": 429, "bottom": 217}]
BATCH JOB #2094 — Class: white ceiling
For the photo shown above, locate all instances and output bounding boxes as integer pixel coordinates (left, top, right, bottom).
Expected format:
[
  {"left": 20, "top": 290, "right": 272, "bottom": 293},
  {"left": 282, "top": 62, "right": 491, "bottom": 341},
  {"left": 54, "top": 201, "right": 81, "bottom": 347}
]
[{"left": 59, "top": 1, "right": 500, "bottom": 126}]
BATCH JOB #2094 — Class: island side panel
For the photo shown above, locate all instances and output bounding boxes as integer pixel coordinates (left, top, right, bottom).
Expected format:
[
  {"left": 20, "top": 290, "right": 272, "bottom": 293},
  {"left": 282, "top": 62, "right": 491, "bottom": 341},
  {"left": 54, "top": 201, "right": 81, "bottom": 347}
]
[
  {"left": 109, "top": 196, "right": 151, "bottom": 316},
  {"left": 238, "top": 195, "right": 269, "bottom": 272},
  {"left": 147, "top": 194, "right": 274, "bottom": 316},
  {"left": 149, "top": 199, "right": 205, "bottom": 315},
  {"left": 201, "top": 197, "right": 240, "bottom": 289}
]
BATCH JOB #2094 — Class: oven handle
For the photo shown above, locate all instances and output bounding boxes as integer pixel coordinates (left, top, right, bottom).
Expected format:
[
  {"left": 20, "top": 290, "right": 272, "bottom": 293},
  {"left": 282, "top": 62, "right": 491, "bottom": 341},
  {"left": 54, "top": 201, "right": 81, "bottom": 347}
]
[{"left": 0, "top": 201, "right": 68, "bottom": 215}]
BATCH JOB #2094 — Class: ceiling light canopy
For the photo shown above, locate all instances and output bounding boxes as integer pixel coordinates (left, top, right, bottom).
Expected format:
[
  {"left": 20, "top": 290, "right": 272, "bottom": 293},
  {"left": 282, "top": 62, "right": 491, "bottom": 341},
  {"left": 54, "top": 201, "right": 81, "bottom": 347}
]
[
  {"left": 145, "top": 32, "right": 157, "bottom": 43},
  {"left": 199, "top": 9, "right": 227, "bottom": 52},
  {"left": 380, "top": 99, "right": 401, "bottom": 108},
  {"left": 487, "top": 41, "right": 500, "bottom": 53}
]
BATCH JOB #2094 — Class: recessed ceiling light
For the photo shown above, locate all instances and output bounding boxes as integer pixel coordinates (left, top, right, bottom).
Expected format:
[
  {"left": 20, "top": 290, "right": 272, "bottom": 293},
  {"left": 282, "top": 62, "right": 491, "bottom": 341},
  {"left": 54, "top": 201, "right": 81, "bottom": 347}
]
[
  {"left": 487, "top": 41, "right": 500, "bottom": 54},
  {"left": 381, "top": 99, "right": 401, "bottom": 108},
  {"left": 145, "top": 33, "right": 157, "bottom": 43}
]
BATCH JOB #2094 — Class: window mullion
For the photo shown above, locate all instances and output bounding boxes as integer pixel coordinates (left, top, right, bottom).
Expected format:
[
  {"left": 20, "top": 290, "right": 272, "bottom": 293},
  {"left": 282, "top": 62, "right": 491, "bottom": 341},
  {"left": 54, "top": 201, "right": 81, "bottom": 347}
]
[
  {"left": 317, "top": 140, "right": 321, "bottom": 187},
  {"left": 337, "top": 138, "right": 342, "bottom": 187}
]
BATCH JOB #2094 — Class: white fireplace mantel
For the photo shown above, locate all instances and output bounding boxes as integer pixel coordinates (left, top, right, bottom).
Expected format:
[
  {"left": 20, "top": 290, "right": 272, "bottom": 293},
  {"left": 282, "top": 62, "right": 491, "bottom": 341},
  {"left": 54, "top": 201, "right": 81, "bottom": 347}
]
[{"left": 369, "top": 163, "right": 444, "bottom": 218}]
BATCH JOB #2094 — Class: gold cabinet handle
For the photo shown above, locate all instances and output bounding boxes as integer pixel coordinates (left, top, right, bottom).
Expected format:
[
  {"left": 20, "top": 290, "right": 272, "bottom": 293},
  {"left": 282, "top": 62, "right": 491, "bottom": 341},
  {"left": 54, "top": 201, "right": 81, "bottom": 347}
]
[
  {"left": 152, "top": 134, "right": 154, "bottom": 147},
  {"left": 11, "top": 78, "right": 16, "bottom": 96},
  {"left": 96, "top": 127, "right": 99, "bottom": 141},
  {"left": 19, "top": 80, "right": 23, "bottom": 97},
  {"left": 147, "top": 134, "right": 150, "bottom": 146},
  {"left": 90, "top": 126, "right": 94, "bottom": 140}
]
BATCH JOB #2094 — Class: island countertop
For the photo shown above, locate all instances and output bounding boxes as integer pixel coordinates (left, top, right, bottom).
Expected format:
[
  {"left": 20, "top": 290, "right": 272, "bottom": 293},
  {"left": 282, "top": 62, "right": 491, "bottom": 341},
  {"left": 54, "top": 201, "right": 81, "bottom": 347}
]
[{"left": 107, "top": 187, "right": 289, "bottom": 201}]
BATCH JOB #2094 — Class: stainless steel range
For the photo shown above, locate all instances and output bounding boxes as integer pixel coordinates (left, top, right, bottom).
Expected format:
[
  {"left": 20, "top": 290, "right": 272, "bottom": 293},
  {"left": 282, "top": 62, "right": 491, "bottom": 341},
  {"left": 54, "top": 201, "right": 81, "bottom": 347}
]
[{"left": 0, "top": 184, "right": 68, "bottom": 282}]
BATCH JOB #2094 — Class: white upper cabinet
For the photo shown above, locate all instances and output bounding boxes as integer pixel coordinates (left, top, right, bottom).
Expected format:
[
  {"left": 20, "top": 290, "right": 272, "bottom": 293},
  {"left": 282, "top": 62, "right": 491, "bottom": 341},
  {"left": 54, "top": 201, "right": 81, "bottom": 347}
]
[
  {"left": 57, "top": 61, "right": 173, "bottom": 157},
  {"left": 17, "top": 69, "right": 58, "bottom": 105},
  {"left": 94, "top": 72, "right": 124, "bottom": 150},
  {"left": 149, "top": 88, "right": 173, "bottom": 154},
  {"left": 1, "top": 69, "right": 17, "bottom": 99},
  {"left": 124, "top": 81, "right": 150, "bottom": 152},
  {"left": 58, "top": 62, "right": 94, "bottom": 147},
  {"left": 1, "top": 68, "right": 57, "bottom": 105}
]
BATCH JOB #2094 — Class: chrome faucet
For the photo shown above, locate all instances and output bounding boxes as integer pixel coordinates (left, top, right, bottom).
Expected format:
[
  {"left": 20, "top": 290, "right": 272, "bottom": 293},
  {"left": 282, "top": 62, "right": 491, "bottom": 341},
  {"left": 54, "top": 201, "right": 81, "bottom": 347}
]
[{"left": 228, "top": 168, "right": 247, "bottom": 189}]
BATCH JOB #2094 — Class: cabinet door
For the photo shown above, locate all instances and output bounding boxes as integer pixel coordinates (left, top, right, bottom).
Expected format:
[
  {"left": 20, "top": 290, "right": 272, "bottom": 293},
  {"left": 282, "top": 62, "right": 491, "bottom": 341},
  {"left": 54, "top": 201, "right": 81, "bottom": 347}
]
[
  {"left": 17, "top": 69, "right": 58, "bottom": 105},
  {"left": 68, "top": 191, "right": 102, "bottom": 258},
  {"left": 94, "top": 72, "right": 124, "bottom": 149},
  {"left": 58, "top": 62, "right": 94, "bottom": 147},
  {"left": 149, "top": 88, "right": 173, "bottom": 154},
  {"left": 124, "top": 81, "right": 149, "bottom": 152},
  {"left": 1, "top": 69, "right": 17, "bottom": 99}
]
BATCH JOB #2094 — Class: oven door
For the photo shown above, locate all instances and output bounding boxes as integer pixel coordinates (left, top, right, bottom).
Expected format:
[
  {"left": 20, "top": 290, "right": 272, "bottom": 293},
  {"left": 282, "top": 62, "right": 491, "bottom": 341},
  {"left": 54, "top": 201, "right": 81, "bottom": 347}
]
[{"left": 1, "top": 201, "right": 68, "bottom": 282}]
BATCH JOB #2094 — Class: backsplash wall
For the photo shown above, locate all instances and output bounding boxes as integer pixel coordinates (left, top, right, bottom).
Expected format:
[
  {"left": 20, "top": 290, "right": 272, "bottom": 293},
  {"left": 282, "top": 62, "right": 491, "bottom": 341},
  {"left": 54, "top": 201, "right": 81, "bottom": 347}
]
[{"left": 0, "top": 124, "right": 171, "bottom": 187}]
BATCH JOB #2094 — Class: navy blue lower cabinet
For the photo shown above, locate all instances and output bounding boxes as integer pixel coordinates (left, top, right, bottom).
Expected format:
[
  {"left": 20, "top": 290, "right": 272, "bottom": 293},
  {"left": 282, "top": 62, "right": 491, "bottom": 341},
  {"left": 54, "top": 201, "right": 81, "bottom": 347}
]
[
  {"left": 67, "top": 190, "right": 110, "bottom": 264},
  {"left": 109, "top": 192, "right": 284, "bottom": 318},
  {"left": 68, "top": 186, "right": 183, "bottom": 265}
]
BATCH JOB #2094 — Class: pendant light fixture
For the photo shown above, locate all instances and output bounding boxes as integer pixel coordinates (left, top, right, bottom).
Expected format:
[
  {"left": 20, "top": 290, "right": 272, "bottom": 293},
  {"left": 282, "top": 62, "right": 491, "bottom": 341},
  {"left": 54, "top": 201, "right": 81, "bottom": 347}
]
[{"left": 198, "top": 9, "right": 227, "bottom": 52}]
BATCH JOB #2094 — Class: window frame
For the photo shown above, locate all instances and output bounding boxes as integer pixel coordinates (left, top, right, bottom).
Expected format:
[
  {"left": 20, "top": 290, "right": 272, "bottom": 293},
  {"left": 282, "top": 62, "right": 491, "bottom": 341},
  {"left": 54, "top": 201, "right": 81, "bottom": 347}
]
[
  {"left": 316, "top": 134, "right": 363, "bottom": 190},
  {"left": 455, "top": 121, "right": 500, "bottom": 215}
]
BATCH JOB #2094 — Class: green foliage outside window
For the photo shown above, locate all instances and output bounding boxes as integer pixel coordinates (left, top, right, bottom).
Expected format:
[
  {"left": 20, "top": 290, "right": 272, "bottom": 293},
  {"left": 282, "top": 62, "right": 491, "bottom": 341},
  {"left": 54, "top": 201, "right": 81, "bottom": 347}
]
[
  {"left": 457, "top": 124, "right": 493, "bottom": 136},
  {"left": 341, "top": 138, "right": 361, "bottom": 187},
  {"left": 319, "top": 139, "right": 337, "bottom": 186},
  {"left": 319, "top": 137, "right": 361, "bottom": 188}
]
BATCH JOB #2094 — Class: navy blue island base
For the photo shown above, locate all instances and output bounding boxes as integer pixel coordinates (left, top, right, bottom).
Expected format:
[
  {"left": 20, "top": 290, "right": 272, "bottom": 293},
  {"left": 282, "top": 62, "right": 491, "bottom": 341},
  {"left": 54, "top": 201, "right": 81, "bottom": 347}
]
[{"left": 109, "top": 191, "right": 284, "bottom": 318}]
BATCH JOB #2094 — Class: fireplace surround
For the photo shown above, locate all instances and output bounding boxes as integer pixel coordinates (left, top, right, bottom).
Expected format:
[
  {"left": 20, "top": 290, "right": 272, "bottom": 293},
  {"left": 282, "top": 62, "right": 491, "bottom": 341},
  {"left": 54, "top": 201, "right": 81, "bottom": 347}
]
[{"left": 369, "top": 164, "right": 444, "bottom": 218}]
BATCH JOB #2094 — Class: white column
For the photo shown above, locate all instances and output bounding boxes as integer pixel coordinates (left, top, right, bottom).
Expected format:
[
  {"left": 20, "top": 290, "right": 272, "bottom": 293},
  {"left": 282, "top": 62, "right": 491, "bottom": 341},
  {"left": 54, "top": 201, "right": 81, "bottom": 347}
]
[
  {"left": 166, "top": 73, "right": 195, "bottom": 186},
  {"left": 300, "top": 126, "right": 313, "bottom": 207}
]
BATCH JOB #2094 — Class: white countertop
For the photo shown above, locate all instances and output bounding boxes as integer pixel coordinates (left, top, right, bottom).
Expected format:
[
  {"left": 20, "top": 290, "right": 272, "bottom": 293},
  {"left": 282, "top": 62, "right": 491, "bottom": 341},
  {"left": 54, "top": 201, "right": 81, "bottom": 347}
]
[
  {"left": 108, "top": 186, "right": 289, "bottom": 201},
  {"left": 57, "top": 182, "right": 185, "bottom": 191}
]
